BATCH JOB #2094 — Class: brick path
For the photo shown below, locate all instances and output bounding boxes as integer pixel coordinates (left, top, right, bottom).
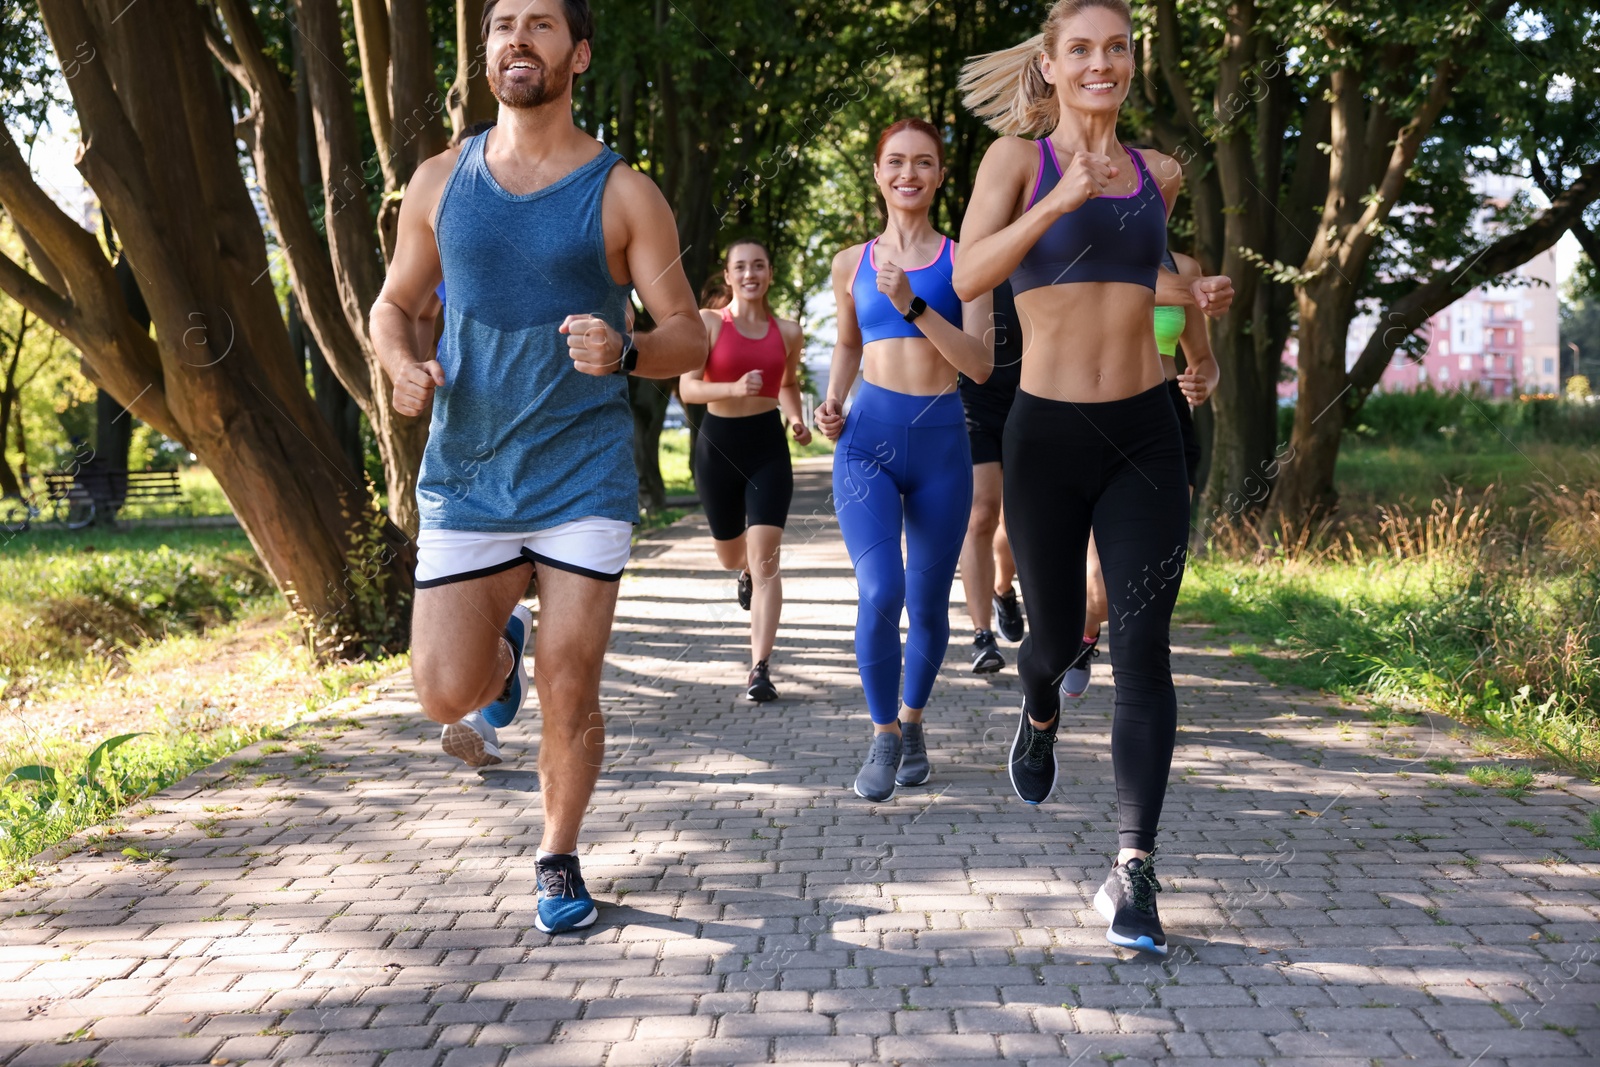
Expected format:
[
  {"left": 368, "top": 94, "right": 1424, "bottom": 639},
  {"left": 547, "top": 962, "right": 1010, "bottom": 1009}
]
[{"left": 2, "top": 458, "right": 1598, "bottom": 1066}]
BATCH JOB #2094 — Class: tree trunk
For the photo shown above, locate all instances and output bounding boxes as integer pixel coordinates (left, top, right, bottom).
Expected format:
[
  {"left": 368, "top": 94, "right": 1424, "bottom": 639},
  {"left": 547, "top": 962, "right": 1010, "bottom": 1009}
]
[
  {"left": 1, "top": 0, "right": 412, "bottom": 653},
  {"left": 290, "top": 293, "right": 363, "bottom": 474},
  {"left": 629, "top": 376, "right": 673, "bottom": 514},
  {"left": 448, "top": 0, "right": 496, "bottom": 140}
]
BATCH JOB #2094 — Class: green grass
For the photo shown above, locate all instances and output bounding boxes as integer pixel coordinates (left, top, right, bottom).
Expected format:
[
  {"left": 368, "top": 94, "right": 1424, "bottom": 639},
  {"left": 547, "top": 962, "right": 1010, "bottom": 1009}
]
[
  {"left": 0, "top": 526, "right": 274, "bottom": 697},
  {"left": 1335, "top": 440, "right": 1600, "bottom": 516},
  {"left": 0, "top": 654, "right": 397, "bottom": 889}
]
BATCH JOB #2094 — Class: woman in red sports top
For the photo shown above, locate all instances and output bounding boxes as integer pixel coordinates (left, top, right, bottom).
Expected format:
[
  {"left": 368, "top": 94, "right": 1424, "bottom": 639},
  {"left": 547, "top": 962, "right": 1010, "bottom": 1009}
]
[{"left": 680, "top": 238, "right": 810, "bottom": 703}]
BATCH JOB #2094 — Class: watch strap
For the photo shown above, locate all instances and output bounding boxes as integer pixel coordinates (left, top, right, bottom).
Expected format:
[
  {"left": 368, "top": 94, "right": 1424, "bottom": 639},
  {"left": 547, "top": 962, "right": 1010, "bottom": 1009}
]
[{"left": 902, "top": 296, "right": 928, "bottom": 323}]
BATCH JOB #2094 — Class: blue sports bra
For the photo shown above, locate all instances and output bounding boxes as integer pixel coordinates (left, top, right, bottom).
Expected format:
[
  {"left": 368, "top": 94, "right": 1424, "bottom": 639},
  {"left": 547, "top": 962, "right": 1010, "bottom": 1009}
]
[
  {"left": 852, "top": 235, "right": 964, "bottom": 344},
  {"left": 1011, "top": 141, "right": 1167, "bottom": 294}
]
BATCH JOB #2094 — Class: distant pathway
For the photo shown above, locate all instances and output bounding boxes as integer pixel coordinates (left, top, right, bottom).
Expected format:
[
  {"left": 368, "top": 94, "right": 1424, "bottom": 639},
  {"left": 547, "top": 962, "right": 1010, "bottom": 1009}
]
[{"left": 2, "top": 458, "right": 1597, "bottom": 1066}]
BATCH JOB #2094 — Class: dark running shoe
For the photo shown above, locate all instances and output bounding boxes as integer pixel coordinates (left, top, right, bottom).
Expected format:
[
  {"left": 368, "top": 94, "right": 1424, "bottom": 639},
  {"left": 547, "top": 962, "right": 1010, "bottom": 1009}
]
[
  {"left": 737, "top": 569, "right": 753, "bottom": 611},
  {"left": 896, "top": 721, "right": 931, "bottom": 786},
  {"left": 1094, "top": 852, "right": 1166, "bottom": 955},
  {"left": 534, "top": 853, "right": 598, "bottom": 934},
  {"left": 971, "top": 629, "right": 1005, "bottom": 674},
  {"left": 745, "top": 659, "right": 778, "bottom": 702},
  {"left": 993, "top": 587, "right": 1025, "bottom": 642},
  {"left": 853, "top": 731, "right": 903, "bottom": 802},
  {"left": 1008, "top": 699, "right": 1058, "bottom": 805},
  {"left": 1060, "top": 633, "right": 1101, "bottom": 701}
]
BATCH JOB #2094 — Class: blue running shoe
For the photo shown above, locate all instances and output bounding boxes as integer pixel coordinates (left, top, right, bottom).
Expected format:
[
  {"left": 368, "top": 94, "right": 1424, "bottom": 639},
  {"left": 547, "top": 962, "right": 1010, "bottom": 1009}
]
[
  {"left": 480, "top": 604, "right": 533, "bottom": 729},
  {"left": 534, "top": 853, "right": 598, "bottom": 934}
]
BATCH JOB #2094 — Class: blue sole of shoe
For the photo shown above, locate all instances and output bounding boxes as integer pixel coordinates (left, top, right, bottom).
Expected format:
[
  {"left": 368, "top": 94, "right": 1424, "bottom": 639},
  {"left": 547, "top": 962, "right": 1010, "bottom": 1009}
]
[{"left": 1105, "top": 930, "right": 1167, "bottom": 955}]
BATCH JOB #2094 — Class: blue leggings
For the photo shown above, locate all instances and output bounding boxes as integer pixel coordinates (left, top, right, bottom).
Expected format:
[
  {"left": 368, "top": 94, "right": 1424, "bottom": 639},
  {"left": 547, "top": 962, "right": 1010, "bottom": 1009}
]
[{"left": 833, "top": 382, "right": 972, "bottom": 725}]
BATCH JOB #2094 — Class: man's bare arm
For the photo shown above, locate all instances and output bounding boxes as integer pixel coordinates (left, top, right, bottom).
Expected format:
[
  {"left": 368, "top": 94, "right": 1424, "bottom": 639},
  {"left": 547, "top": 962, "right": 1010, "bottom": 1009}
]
[
  {"left": 620, "top": 171, "right": 707, "bottom": 379},
  {"left": 369, "top": 152, "right": 457, "bottom": 414}
]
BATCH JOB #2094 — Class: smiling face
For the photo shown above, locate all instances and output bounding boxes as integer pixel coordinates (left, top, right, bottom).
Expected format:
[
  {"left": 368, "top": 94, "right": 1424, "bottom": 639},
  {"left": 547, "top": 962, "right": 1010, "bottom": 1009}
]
[
  {"left": 484, "top": 0, "right": 591, "bottom": 109},
  {"left": 1040, "top": 7, "right": 1134, "bottom": 115},
  {"left": 723, "top": 243, "right": 773, "bottom": 304},
  {"left": 874, "top": 129, "right": 944, "bottom": 213}
]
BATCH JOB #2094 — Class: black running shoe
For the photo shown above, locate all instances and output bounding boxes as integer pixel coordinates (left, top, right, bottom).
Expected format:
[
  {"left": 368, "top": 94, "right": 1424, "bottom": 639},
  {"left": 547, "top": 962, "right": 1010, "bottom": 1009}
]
[
  {"left": 971, "top": 629, "right": 1004, "bottom": 674},
  {"left": 993, "top": 587, "right": 1025, "bottom": 643},
  {"left": 736, "top": 570, "right": 753, "bottom": 611},
  {"left": 1008, "top": 699, "right": 1058, "bottom": 805},
  {"left": 745, "top": 659, "right": 777, "bottom": 702},
  {"left": 1094, "top": 852, "right": 1166, "bottom": 955}
]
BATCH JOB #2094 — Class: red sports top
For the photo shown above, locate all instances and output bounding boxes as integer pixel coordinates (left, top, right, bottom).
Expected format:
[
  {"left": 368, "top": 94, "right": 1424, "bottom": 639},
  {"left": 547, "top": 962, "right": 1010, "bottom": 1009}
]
[{"left": 704, "top": 307, "right": 785, "bottom": 399}]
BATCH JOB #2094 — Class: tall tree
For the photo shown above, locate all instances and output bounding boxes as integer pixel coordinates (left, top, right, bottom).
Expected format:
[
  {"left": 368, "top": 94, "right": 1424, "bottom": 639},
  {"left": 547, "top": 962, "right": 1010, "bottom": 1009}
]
[
  {"left": 0, "top": 0, "right": 410, "bottom": 652},
  {"left": 1266, "top": 0, "right": 1600, "bottom": 524}
]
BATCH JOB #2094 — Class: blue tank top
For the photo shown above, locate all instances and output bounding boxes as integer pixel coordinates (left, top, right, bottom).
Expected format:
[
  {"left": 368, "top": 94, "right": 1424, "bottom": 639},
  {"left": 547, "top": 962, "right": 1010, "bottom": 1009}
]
[
  {"left": 1011, "top": 142, "right": 1166, "bottom": 293},
  {"left": 852, "top": 235, "right": 963, "bottom": 344},
  {"left": 419, "top": 134, "right": 637, "bottom": 532}
]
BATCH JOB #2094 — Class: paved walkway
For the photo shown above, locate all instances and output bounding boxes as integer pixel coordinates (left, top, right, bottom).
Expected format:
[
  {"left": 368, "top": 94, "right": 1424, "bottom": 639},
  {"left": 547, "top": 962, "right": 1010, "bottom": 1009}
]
[{"left": 2, "top": 458, "right": 1598, "bottom": 1067}]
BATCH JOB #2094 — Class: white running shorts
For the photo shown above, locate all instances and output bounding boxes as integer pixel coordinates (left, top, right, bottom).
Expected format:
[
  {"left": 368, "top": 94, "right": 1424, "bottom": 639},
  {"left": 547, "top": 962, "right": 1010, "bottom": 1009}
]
[{"left": 415, "top": 518, "right": 633, "bottom": 587}]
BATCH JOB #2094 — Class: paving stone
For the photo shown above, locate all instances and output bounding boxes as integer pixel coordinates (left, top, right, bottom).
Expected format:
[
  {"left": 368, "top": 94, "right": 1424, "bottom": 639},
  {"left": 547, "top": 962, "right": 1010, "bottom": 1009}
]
[{"left": 3, "top": 461, "right": 1595, "bottom": 1067}]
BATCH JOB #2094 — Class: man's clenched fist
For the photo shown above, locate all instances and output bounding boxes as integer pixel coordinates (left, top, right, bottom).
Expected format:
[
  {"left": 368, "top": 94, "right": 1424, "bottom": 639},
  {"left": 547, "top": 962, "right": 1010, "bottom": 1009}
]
[
  {"left": 393, "top": 360, "right": 446, "bottom": 417},
  {"left": 560, "top": 313, "right": 622, "bottom": 376}
]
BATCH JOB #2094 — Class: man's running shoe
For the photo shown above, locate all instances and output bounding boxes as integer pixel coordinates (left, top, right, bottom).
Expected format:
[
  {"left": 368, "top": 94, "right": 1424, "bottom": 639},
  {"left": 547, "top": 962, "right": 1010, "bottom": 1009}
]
[
  {"left": 1059, "top": 632, "right": 1100, "bottom": 701},
  {"left": 993, "top": 587, "right": 1025, "bottom": 642},
  {"left": 534, "top": 853, "right": 598, "bottom": 934},
  {"left": 745, "top": 659, "right": 778, "bottom": 703},
  {"left": 1094, "top": 852, "right": 1166, "bottom": 955},
  {"left": 737, "top": 569, "right": 753, "bottom": 611},
  {"left": 1008, "top": 699, "right": 1058, "bottom": 805},
  {"left": 440, "top": 711, "right": 503, "bottom": 768},
  {"left": 853, "top": 731, "right": 903, "bottom": 802},
  {"left": 971, "top": 629, "right": 1005, "bottom": 674},
  {"left": 480, "top": 604, "right": 534, "bottom": 729},
  {"left": 896, "top": 721, "right": 931, "bottom": 786}
]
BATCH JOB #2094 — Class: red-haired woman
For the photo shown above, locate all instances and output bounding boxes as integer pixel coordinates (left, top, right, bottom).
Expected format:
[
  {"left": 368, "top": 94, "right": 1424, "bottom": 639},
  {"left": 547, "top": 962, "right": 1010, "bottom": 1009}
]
[
  {"left": 955, "top": 0, "right": 1232, "bottom": 954},
  {"left": 816, "top": 119, "right": 994, "bottom": 803},
  {"left": 680, "top": 239, "right": 809, "bottom": 702}
]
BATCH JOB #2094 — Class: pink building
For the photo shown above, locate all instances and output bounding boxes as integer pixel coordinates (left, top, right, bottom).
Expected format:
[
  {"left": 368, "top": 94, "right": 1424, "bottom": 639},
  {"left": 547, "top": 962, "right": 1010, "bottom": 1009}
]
[{"left": 1278, "top": 182, "right": 1562, "bottom": 401}]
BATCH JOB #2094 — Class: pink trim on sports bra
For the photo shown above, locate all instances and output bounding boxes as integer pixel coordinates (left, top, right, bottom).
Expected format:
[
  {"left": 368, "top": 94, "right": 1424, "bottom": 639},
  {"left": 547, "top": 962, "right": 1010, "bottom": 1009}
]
[{"left": 868, "top": 235, "right": 950, "bottom": 274}]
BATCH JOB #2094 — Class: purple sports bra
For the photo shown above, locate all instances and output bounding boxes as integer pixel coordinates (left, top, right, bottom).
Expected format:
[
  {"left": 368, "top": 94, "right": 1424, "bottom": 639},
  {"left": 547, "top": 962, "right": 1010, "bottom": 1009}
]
[{"left": 1010, "top": 141, "right": 1167, "bottom": 294}]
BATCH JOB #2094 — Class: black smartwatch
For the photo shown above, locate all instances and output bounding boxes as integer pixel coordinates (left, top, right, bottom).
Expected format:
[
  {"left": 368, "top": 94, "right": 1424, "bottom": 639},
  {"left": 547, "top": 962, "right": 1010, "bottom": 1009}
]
[
  {"left": 615, "top": 331, "right": 639, "bottom": 375},
  {"left": 902, "top": 296, "right": 928, "bottom": 323}
]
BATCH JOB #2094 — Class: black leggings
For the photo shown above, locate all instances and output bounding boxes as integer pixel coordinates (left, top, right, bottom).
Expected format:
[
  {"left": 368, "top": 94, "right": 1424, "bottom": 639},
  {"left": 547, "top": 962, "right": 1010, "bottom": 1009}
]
[
  {"left": 1003, "top": 385, "right": 1190, "bottom": 852},
  {"left": 694, "top": 409, "right": 794, "bottom": 541}
]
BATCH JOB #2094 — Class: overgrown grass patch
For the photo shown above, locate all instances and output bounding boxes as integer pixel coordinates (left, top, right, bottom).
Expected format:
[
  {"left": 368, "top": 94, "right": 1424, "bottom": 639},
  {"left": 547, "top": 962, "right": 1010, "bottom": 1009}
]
[
  {"left": 0, "top": 526, "right": 273, "bottom": 699},
  {"left": 1182, "top": 486, "right": 1600, "bottom": 778}
]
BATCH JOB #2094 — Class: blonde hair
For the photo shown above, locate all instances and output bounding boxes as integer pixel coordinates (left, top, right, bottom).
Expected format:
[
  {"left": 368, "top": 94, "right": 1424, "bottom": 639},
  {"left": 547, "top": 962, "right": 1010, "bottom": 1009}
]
[{"left": 959, "top": 0, "right": 1133, "bottom": 136}]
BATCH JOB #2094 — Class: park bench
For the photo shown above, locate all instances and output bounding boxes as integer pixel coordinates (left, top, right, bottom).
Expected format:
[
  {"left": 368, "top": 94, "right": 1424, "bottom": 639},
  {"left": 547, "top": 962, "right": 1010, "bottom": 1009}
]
[{"left": 43, "top": 467, "right": 186, "bottom": 528}]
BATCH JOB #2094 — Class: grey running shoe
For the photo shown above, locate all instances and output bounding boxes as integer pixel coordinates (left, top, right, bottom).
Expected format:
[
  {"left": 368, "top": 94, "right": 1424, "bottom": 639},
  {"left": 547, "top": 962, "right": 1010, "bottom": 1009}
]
[
  {"left": 853, "top": 731, "right": 903, "bottom": 802},
  {"left": 441, "top": 711, "right": 503, "bottom": 768},
  {"left": 896, "top": 721, "right": 931, "bottom": 786},
  {"left": 1094, "top": 851, "right": 1166, "bottom": 955},
  {"left": 1060, "top": 633, "right": 1101, "bottom": 701},
  {"left": 992, "top": 587, "right": 1025, "bottom": 642},
  {"left": 1007, "top": 699, "right": 1058, "bottom": 805},
  {"left": 971, "top": 629, "right": 1005, "bottom": 674}
]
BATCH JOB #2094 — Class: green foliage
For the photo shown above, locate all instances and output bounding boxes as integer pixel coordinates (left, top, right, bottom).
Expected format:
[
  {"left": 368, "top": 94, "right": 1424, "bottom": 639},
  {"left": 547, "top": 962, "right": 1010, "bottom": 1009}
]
[
  {"left": 1182, "top": 475, "right": 1600, "bottom": 777},
  {"left": 0, "top": 527, "right": 273, "bottom": 698},
  {"left": 1274, "top": 391, "right": 1600, "bottom": 450}
]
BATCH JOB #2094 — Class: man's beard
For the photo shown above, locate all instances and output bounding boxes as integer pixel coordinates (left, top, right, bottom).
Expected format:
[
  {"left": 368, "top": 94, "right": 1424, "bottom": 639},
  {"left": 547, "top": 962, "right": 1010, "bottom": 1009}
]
[{"left": 488, "top": 48, "right": 574, "bottom": 109}]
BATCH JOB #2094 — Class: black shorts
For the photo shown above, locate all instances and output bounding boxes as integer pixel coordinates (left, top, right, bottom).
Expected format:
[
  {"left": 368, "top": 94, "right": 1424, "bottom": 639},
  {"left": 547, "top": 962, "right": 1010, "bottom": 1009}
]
[
  {"left": 961, "top": 380, "right": 1017, "bottom": 467},
  {"left": 694, "top": 409, "right": 794, "bottom": 540},
  {"left": 1167, "top": 379, "right": 1202, "bottom": 487}
]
